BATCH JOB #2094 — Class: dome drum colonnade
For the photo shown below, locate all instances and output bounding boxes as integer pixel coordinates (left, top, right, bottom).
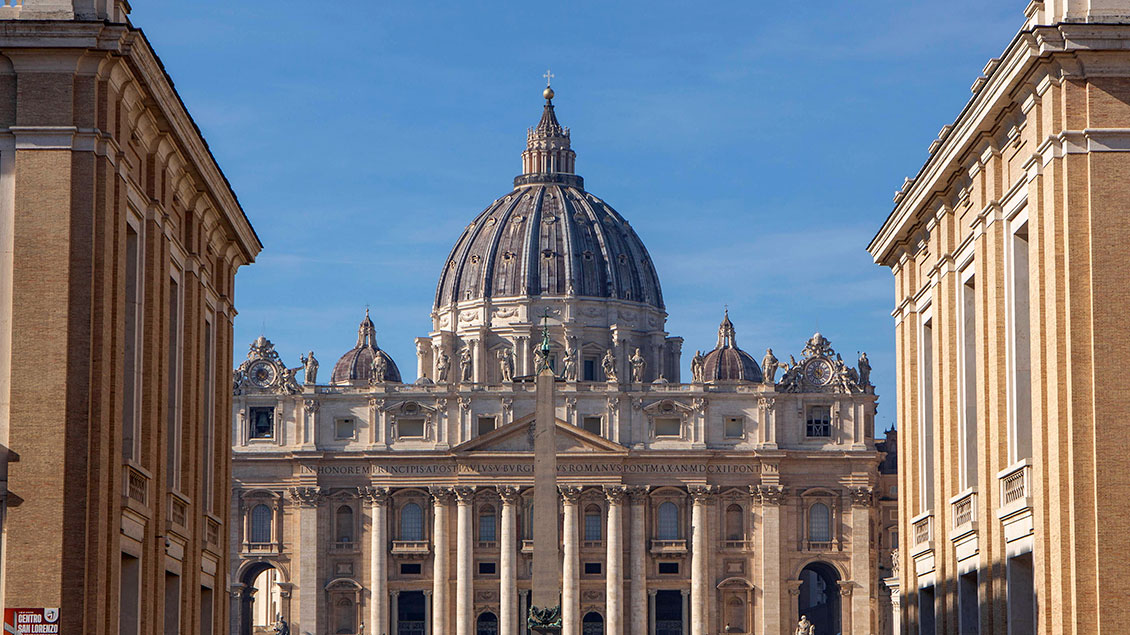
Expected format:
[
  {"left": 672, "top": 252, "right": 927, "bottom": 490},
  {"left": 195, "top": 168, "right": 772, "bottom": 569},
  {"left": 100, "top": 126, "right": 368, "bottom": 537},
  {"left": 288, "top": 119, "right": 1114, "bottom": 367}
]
[{"left": 229, "top": 84, "right": 890, "bottom": 635}]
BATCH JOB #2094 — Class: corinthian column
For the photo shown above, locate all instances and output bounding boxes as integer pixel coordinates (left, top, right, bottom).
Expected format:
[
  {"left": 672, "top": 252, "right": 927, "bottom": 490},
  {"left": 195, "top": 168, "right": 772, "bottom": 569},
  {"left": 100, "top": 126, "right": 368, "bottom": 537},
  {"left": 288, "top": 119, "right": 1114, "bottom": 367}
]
[
  {"left": 627, "top": 486, "right": 650, "bottom": 635},
  {"left": 289, "top": 487, "right": 323, "bottom": 635},
  {"left": 455, "top": 486, "right": 476, "bottom": 635},
  {"left": 560, "top": 485, "right": 582, "bottom": 635},
  {"left": 361, "top": 487, "right": 390, "bottom": 635},
  {"left": 689, "top": 485, "right": 714, "bottom": 635},
  {"left": 755, "top": 484, "right": 786, "bottom": 635},
  {"left": 497, "top": 486, "right": 520, "bottom": 635},
  {"left": 604, "top": 486, "right": 627, "bottom": 635},
  {"left": 429, "top": 487, "right": 454, "bottom": 635}
]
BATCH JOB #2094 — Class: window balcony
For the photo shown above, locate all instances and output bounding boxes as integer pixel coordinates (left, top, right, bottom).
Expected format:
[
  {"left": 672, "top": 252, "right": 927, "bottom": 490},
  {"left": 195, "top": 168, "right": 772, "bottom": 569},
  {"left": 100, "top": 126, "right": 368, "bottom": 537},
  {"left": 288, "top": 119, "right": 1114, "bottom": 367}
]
[
  {"left": 722, "top": 539, "right": 751, "bottom": 552},
  {"left": 581, "top": 540, "right": 603, "bottom": 549},
  {"left": 805, "top": 540, "right": 834, "bottom": 552},
  {"left": 910, "top": 511, "right": 933, "bottom": 556},
  {"left": 330, "top": 540, "right": 360, "bottom": 554},
  {"left": 521, "top": 539, "right": 533, "bottom": 554},
  {"left": 949, "top": 488, "right": 980, "bottom": 564},
  {"left": 476, "top": 540, "right": 497, "bottom": 550},
  {"left": 122, "top": 464, "right": 149, "bottom": 510},
  {"left": 998, "top": 460, "right": 1031, "bottom": 512},
  {"left": 649, "top": 539, "right": 688, "bottom": 555},
  {"left": 391, "top": 540, "right": 430, "bottom": 556},
  {"left": 242, "top": 541, "right": 280, "bottom": 555}
]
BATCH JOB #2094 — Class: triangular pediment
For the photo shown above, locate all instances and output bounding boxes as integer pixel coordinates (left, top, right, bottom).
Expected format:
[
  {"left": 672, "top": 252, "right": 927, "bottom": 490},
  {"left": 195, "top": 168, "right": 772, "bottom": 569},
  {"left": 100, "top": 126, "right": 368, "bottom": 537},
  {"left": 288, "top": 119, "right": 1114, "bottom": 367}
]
[{"left": 452, "top": 414, "right": 627, "bottom": 455}]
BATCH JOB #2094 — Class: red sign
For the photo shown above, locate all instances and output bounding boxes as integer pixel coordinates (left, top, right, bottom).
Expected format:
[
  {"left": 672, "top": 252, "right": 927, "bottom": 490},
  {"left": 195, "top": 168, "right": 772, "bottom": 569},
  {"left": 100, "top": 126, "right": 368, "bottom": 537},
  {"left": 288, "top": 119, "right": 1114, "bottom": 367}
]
[{"left": 3, "top": 609, "right": 59, "bottom": 635}]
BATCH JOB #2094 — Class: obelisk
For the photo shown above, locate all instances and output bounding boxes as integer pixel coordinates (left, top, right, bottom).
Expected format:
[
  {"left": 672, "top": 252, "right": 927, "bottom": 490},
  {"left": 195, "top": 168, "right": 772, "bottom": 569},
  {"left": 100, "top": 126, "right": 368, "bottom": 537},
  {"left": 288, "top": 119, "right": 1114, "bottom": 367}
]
[{"left": 528, "top": 312, "right": 562, "bottom": 633}]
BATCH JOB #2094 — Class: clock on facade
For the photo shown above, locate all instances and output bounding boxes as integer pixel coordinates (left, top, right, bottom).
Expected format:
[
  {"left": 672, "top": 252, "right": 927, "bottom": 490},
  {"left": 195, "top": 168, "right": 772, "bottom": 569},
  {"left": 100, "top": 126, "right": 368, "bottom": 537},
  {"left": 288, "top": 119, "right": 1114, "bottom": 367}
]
[
  {"left": 803, "top": 358, "right": 833, "bottom": 386},
  {"left": 248, "top": 360, "right": 277, "bottom": 388}
]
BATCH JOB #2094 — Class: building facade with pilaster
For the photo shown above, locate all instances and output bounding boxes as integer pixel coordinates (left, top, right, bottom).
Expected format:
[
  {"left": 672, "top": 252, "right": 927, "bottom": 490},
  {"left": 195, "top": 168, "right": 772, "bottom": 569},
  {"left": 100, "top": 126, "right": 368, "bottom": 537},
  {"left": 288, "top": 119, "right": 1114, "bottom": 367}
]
[
  {"left": 232, "top": 88, "right": 892, "bottom": 635},
  {"left": 868, "top": 1, "right": 1130, "bottom": 633}
]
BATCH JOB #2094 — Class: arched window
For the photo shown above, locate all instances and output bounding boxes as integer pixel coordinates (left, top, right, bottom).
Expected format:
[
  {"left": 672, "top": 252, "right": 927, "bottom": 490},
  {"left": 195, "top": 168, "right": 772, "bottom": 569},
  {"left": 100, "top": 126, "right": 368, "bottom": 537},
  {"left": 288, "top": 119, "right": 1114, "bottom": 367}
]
[
  {"left": 809, "top": 503, "right": 831, "bottom": 542},
  {"left": 334, "top": 596, "right": 354, "bottom": 634},
  {"left": 250, "top": 504, "right": 272, "bottom": 543},
  {"left": 657, "top": 502, "right": 680, "bottom": 540},
  {"left": 584, "top": 504, "right": 602, "bottom": 542},
  {"left": 479, "top": 505, "right": 496, "bottom": 542},
  {"left": 400, "top": 502, "right": 424, "bottom": 541},
  {"left": 335, "top": 505, "right": 354, "bottom": 544},
  {"left": 476, "top": 611, "right": 498, "bottom": 635},
  {"left": 725, "top": 504, "right": 744, "bottom": 540},
  {"left": 582, "top": 611, "right": 604, "bottom": 635}
]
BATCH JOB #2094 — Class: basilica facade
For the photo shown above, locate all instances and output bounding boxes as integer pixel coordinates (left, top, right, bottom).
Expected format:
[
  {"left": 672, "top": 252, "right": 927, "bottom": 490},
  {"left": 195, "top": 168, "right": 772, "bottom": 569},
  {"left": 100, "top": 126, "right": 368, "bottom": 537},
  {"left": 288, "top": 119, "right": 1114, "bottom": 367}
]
[{"left": 229, "top": 88, "right": 894, "bottom": 635}]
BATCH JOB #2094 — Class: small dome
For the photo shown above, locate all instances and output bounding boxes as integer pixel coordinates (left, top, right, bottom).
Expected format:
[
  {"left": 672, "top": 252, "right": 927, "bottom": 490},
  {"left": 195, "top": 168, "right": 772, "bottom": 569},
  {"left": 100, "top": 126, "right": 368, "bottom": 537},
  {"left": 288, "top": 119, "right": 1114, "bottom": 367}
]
[
  {"left": 331, "top": 310, "right": 402, "bottom": 384},
  {"left": 702, "top": 311, "right": 762, "bottom": 383}
]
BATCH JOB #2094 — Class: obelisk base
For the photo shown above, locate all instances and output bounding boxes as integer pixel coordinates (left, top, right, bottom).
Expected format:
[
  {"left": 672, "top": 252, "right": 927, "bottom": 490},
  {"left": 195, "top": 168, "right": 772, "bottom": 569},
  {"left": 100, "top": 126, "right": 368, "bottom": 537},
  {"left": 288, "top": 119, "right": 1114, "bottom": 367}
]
[{"left": 527, "top": 605, "right": 563, "bottom": 634}]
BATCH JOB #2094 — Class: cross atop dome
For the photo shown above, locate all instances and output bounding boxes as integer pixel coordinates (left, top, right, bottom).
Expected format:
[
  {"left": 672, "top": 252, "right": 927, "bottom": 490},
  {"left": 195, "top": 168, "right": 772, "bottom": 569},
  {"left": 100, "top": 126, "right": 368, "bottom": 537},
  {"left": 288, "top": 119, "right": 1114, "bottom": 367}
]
[{"left": 519, "top": 77, "right": 578, "bottom": 186}]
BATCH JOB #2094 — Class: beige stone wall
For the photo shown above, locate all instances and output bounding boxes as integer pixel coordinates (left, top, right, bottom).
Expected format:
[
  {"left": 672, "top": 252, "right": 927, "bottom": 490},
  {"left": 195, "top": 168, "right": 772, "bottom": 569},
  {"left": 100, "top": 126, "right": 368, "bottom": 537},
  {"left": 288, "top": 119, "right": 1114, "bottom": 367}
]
[
  {"left": 870, "top": 5, "right": 1130, "bottom": 633},
  {"left": 0, "top": 14, "right": 259, "bottom": 635}
]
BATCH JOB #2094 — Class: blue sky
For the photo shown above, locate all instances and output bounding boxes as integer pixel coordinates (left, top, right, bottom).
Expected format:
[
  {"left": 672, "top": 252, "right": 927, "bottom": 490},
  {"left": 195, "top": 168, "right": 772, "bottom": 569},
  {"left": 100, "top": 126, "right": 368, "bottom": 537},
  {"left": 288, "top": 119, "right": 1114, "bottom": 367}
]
[{"left": 132, "top": 1, "right": 1021, "bottom": 433}]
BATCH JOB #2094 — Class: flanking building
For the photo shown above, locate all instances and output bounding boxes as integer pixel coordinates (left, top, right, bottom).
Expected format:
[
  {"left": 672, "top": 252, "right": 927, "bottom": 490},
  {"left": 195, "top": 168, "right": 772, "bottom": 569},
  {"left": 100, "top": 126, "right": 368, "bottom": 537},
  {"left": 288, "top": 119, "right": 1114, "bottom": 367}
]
[
  {"left": 0, "top": 1, "right": 261, "bottom": 633},
  {"left": 868, "top": 1, "right": 1130, "bottom": 632},
  {"left": 230, "top": 88, "right": 894, "bottom": 635}
]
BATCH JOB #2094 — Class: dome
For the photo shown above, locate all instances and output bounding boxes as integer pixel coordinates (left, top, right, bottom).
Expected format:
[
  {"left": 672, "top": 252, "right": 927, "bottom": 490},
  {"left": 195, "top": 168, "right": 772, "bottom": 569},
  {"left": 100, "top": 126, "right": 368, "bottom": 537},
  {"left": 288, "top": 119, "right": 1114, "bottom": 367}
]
[
  {"left": 701, "top": 311, "right": 763, "bottom": 383},
  {"left": 433, "top": 88, "right": 664, "bottom": 312},
  {"left": 331, "top": 310, "right": 402, "bottom": 384}
]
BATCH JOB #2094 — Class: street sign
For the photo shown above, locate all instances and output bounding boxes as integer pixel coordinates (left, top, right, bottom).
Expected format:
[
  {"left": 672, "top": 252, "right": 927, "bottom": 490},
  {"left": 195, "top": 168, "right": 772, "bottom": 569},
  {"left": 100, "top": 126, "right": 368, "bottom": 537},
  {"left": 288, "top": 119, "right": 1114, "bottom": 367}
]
[{"left": 3, "top": 609, "right": 60, "bottom": 635}]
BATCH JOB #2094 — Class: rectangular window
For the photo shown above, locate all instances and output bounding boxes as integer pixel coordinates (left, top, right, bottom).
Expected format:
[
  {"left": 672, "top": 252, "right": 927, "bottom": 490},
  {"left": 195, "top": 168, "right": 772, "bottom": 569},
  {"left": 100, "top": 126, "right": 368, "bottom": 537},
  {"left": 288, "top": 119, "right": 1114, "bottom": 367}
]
[
  {"left": 959, "top": 571, "right": 979, "bottom": 634},
  {"left": 335, "top": 418, "right": 356, "bottom": 440},
  {"left": 249, "top": 407, "right": 275, "bottom": 439},
  {"left": 478, "top": 561, "right": 496, "bottom": 575},
  {"left": 960, "top": 275, "right": 978, "bottom": 489},
  {"left": 166, "top": 276, "right": 181, "bottom": 490},
  {"left": 399, "top": 418, "right": 425, "bottom": 438},
  {"left": 164, "top": 571, "right": 181, "bottom": 635},
  {"left": 584, "top": 511, "right": 602, "bottom": 541},
  {"left": 724, "top": 416, "right": 744, "bottom": 439},
  {"left": 657, "top": 562, "right": 679, "bottom": 574},
  {"left": 477, "top": 416, "right": 496, "bottom": 436},
  {"left": 919, "top": 585, "right": 936, "bottom": 635},
  {"left": 400, "top": 563, "right": 422, "bottom": 575},
  {"left": 584, "top": 562, "right": 602, "bottom": 575},
  {"left": 122, "top": 225, "right": 141, "bottom": 461},
  {"left": 805, "top": 406, "right": 831, "bottom": 437},
  {"left": 120, "top": 553, "right": 140, "bottom": 635},
  {"left": 655, "top": 417, "right": 680, "bottom": 437},
  {"left": 199, "top": 586, "right": 213, "bottom": 635},
  {"left": 582, "top": 416, "right": 602, "bottom": 436},
  {"left": 920, "top": 317, "right": 935, "bottom": 512},
  {"left": 479, "top": 513, "right": 497, "bottom": 542},
  {"left": 1007, "top": 553, "right": 1036, "bottom": 634},
  {"left": 583, "top": 358, "right": 597, "bottom": 381},
  {"left": 1009, "top": 223, "right": 1032, "bottom": 463},
  {"left": 202, "top": 320, "right": 214, "bottom": 512}
]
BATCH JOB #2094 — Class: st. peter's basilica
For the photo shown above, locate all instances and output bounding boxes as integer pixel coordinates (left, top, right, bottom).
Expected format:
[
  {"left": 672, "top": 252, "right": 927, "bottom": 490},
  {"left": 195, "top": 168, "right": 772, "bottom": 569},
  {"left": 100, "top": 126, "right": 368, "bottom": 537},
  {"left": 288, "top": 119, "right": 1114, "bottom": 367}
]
[{"left": 228, "top": 85, "right": 897, "bottom": 635}]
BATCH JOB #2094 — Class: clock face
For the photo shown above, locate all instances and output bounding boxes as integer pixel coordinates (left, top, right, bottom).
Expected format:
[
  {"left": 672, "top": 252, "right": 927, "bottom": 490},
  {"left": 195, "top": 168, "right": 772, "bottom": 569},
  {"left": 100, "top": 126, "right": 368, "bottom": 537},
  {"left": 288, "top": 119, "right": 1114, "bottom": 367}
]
[
  {"left": 249, "top": 361, "right": 276, "bottom": 387},
  {"left": 804, "top": 359, "right": 833, "bottom": 386}
]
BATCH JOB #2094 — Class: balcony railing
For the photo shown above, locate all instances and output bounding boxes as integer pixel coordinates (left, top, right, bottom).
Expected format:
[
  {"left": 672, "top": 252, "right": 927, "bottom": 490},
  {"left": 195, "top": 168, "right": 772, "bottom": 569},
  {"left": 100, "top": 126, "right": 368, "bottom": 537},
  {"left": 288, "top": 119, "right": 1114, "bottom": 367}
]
[
  {"left": 581, "top": 540, "right": 603, "bottom": 549},
  {"left": 168, "top": 493, "right": 188, "bottom": 528},
  {"left": 722, "top": 539, "right": 751, "bottom": 551},
  {"left": 122, "top": 464, "right": 149, "bottom": 508},
  {"left": 205, "top": 517, "right": 221, "bottom": 546},
  {"left": 521, "top": 539, "right": 533, "bottom": 554},
  {"left": 330, "top": 541, "right": 359, "bottom": 553},
  {"left": 476, "top": 540, "right": 497, "bottom": 549},
  {"left": 391, "top": 540, "right": 430, "bottom": 555},
  {"left": 243, "top": 541, "right": 279, "bottom": 553},
  {"left": 649, "top": 539, "right": 688, "bottom": 554},
  {"left": 951, "top": 489, "right": 976, "bottom": 530},
  {"left": 806, "top": 540, "right": 834, "bottom": 551},
  {"left": 911, "top": 512, "right": 933, "bottom": 549},
  {"left": 999, "top": 462, "right": 1030, "bottom": 507}
]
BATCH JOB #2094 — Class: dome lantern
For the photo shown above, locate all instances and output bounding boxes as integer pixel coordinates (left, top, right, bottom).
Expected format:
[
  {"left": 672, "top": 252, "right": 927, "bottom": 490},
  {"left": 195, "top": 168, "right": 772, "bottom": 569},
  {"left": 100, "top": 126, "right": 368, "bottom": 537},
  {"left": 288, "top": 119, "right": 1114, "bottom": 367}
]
[
  {"left": 331, "top": 309, "right": 402, "bottom": 385},
  {"left": 517, "top": 79, "right": 581, "bottom": 189},
  {"left": 701, "top": 311, "right": 763, "bottom": 383}
]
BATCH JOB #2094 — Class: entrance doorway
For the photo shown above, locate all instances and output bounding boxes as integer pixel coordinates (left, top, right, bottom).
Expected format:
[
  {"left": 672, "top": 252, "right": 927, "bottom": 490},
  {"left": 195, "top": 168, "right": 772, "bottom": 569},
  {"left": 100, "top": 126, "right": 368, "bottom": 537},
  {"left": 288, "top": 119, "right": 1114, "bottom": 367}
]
[
  {"left": 476, "top": 611, "right": 498, "bottom": 635},
  {"left": 581, "top": 611, "right": 604, "bottom": 635},
  {"left": 397, "top": 591, "right": 426, "bottom": 635},
  {"left": 798, "top": 562, "right": 841, "bottom": 635},
  {"left": 655, "top": 590, "right": 683, "bottom": 635},
  {"left": 237, "top": 563, "right": 284, "bottom": 635}
]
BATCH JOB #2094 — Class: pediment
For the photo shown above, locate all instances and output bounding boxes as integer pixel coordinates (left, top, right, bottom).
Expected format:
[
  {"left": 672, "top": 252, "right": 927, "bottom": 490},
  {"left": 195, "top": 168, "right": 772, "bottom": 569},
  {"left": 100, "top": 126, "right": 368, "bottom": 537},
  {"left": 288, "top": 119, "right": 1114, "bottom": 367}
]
[{"left": 452, "top": 415, "right": 627, "bottom": 455}]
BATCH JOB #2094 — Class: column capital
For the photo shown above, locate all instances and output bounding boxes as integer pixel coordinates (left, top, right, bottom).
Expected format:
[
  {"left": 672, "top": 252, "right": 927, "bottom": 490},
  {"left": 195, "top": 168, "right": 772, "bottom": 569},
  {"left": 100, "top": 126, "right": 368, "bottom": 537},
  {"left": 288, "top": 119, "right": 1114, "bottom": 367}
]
[
  {"left": 559, "top": 485, "right": 582, "bottom": 504},
  {"left": 626, "top": 485, "right": 650, "bottom": 503},
  {"left": 648, "top": 589, "right": 658, "bottom": 597},
  {"left": 849, "top": 486, "right": 874, "bottom": 507},
  {"left": 359, "top": 486, "right": 390, "bottom": 506},
  {"left": 688, "top": 485, "right": 716, "bottom": 504},
  {"left": 496, "top": 485, "right": 522, "bottom": 505},
  {"left": 752, "top": 484, "right": 786, "bottom": 506},
  {"left": 288, "top": 486, "right": 324, "bottom": 507},
  {"left": 786, "top": 580, "right": 803, "bottom": 596},
  {"left": 603, "top": 485, "right": 628, "bottom": 505},
  {"left": 839, "top": 581, "right": 856, "bottom": 597},
  {"left": 453, "top": 485, "right": 477, "bottom": 504},
  {"left": 429, "top": 486, "right": 455, "bottom": 505}
]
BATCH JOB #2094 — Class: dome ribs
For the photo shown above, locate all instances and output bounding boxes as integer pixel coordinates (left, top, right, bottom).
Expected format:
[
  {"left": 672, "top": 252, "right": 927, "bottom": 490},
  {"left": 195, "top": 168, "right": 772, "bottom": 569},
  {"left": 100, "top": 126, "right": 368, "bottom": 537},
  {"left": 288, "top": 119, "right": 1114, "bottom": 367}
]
[{"left": 480, "top": 193, "right": 523, "bottom": 300}]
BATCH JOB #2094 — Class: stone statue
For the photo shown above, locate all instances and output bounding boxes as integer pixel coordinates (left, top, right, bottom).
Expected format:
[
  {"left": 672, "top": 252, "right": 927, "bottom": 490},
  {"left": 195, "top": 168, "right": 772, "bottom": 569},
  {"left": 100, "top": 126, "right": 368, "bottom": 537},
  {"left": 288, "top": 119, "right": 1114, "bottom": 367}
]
[
  {"left": 459, "top": 346, "right": 473, "bottom": 382},
  {"left": 858, "top": 351, "right": 872, "bottom": 386},
  {"left": 498, "top": 347, "right": 514, "bottom": 382},
  {"left": 271, "top": 615, "right": 289, "bottom": 635},
  {"left": 761, "top": 348, "right": 779, "bottom": 383},
  {"left": 299, "top": 351, "right": 318, "bottom": 385},
  {"left": 629, "top": 347, "right": 646, "bottom": 383},
  {"left": 795, "top": 615, "right": 814, "bottom": 635},
  {"left": 435, "top": 349, "right": 450, "bottom": 383},
  {"left": 370, "top": 353, "right": 387, "bottom": 384},
  {"left": 561, "top": 347, "right": 577, "bottom": 381},
  {"left": 601, "top": 348, "right": 618, "bottom": 382},
  {"left": 691, "top": 350, "right": 705, "bottom": 383}
]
